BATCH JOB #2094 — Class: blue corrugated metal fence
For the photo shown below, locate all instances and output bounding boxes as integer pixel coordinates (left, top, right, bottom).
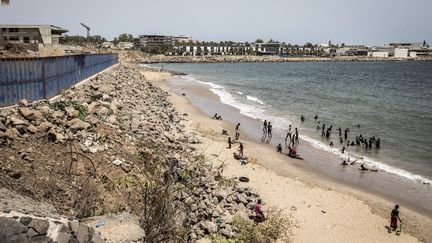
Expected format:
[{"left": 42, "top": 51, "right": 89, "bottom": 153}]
[{"left": 0, "top": 54, "right": 118, "bottom": 107}]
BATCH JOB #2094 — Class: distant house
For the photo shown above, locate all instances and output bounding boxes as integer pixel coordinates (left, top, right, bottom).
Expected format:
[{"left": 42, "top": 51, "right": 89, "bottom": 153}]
[
  {"left": 0, "top": 24, "right": 68, "bottom": 46},
  {"left": 102, "top": 42, "right": 114, "bottom": 49}
]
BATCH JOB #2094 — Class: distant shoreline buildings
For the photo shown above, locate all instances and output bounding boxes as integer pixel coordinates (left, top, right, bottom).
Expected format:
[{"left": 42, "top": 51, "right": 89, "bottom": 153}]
[
  {"left": 138, "top": 35, "right": 431, "bottom": 58},
  {"left": 1, "top": 23, "right": 431, "bottom": 58}
]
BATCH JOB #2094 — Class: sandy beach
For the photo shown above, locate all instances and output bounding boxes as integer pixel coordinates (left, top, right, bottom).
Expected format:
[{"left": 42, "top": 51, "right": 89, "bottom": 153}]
[{"left": 141, "top": 68, "right": 432, "bottom": 243}]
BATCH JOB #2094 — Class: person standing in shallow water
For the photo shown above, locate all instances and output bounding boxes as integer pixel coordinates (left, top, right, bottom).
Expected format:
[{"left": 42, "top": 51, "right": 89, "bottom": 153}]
[
  {"left": 235, "top": 123, "right": 240, "bottom": 140},
  {"left": 267, "top": 122, "right": 272, "bottom": 136},
  {"left": 263, "top": 120, "right": 267, "bottom": 135},
  {"left": 295, "top": 128, "right": 299, "bottom": 144}
]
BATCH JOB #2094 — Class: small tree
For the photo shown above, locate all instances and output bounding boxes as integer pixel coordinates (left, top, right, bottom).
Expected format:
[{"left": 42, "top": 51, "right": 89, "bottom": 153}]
[{"left": 255, "top": 39, "right": 264, "bottom": 43}]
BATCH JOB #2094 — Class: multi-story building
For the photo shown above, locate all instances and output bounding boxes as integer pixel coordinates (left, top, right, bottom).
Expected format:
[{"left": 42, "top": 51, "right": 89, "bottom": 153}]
[
  {"left": 139, "top": 35, "right": 175, "bottom": 53},
  {"left": 0, "top": 24, "right": 68, "bottom": 46}
]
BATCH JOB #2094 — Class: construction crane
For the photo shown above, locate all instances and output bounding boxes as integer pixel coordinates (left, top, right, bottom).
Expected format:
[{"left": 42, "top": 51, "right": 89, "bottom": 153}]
[{"left": 80, "top": 23, "right": 90, "bottom": 39}]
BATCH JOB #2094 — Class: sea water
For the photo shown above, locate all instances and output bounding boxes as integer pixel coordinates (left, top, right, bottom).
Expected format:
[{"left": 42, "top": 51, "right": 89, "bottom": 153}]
[{"left": 151, "top": 61, "right": 432, "bottom": 211}]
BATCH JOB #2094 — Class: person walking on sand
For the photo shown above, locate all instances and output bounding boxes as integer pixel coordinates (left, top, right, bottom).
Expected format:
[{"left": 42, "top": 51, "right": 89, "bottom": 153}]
[
  {"left": 238, "top": 142, "right": 244, "bottom": 157},
  {"left": 263, "top": 120, "right": 268, "bottom": 135},
  {"left": 295, "top": 128, "right": 299, "bottom": 144},
  {"left": 390, "top": 205, "right": 402, "bottom": 231},
  {"left": 235, "top": 123, "right": 240, "bottom": 140},
  {"left": 267, "top": 122, "right": 273, "bottom": 136},
  {"left": 227, "top": 137, "right": 232, "bottom": 149}
]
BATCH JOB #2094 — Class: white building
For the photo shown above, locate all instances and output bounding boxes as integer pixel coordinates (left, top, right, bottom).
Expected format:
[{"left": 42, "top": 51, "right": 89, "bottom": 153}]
[
  {"left": 117, "top": 42, "right": 134, "bottom": 50},
  {"left": 0, "top": 24, "right": 68, "bottom": 46},
  {"left": 394, "top": 48, "right": 409, "bottom": 58}
]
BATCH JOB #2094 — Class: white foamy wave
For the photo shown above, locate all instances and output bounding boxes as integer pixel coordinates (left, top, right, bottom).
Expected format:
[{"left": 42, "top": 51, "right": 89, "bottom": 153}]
[
  {"left": 182, "top": 75, "right": 432, "bottom": 186},
  {"left": 246, "top": 95, "right": 265, "bottom": 105},
  {"left": 237, "top": 91, "right": 244, "bottom": 95},
  {"left": 300, "top": 135, "right": 432, "bottom": 185}
]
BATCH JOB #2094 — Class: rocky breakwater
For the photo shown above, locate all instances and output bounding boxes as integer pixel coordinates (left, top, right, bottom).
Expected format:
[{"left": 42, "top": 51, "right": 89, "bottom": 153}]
[
  {"left": 138, "top": 54, "right": 431, "bottom": 63},
  {"left": 0, "top": 63, "right": 267, "bottom": 242}
]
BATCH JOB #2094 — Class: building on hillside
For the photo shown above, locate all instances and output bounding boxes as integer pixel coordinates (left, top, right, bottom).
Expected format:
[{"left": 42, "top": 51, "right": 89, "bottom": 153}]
[
  {"left": 0, "top": 24, "right": 68, "bottom": 46},
  {"left": 117, "top": 42, "right": 134, "bottom": 50},
  {"left": 139, "top": 35, "right": 175, "bottom": 52},
  {"left": 102, "top": 42, "right": 115, "bottom": 49}
]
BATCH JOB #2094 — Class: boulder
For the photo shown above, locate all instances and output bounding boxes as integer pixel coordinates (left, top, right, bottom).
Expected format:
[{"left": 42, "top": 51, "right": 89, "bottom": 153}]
[
  {"left": 213, "top": 189, "right": 227, "bottom": 202},
  {"left": 76, "top": 222, "right": 90, "bottom": 243},
  {"left": 65, "top": 106, "right": 79, "bottom": 118},
  {"left": 0, "top": 217, "right": 28, "bottom": 239},
  {"left": 47, "top": 131, "right": 65, "bottom": 143},
  {"left": 27, "top": 124, "right": 39, "bottom": 133},
  {"left": 236, "top": 193, "right": 248, "bottom": 205},
  {"left": 27, "top": 218, "right": 49, "bottom": 235},
  {"left": 0, "top": 121, "right": 6, "bottom": 132},
  {"left": 200, "top": 221, "right": 217, "bottom": 234},
  {"left": 19, "top": 108, "right": 43, "bottom": 122},
  {"left": 37, "top": 122, "right": 54, "bottom": 132},
  {"left": 52, "top": 110, "right": 65, "bottom": 119},
  {"left": 19, "top": 217, "right": 33, "bottom": 226},
  {"left": 68, "top": 118, "right": 91, "bottom": 132},
  {"left": 19, "top": 99, "right": 29, "bottom": 107},
  {"left": 9, "top": 116, "right": 26, "bottom": 126}
]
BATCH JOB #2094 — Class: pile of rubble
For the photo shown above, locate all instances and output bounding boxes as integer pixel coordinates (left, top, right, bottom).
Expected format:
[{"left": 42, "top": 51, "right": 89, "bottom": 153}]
[{"left": 0, "top": 63, "right": 262, "bottom": 242}]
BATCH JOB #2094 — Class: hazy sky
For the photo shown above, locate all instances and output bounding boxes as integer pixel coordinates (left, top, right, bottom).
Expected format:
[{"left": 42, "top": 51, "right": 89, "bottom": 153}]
[{"left": 1, "top": 0, "right": 431, "bottom": 45}]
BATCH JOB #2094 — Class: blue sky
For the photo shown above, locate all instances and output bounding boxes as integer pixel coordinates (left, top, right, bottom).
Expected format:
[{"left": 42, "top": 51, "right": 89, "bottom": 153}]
[{"left": 1, "top": 0, "right": 431, "bottom": 45}]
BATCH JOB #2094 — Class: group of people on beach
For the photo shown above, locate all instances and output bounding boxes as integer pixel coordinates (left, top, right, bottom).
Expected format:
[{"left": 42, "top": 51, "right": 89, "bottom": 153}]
[
  {"left": 262, "top": 120, "right": 301, "bottom": 159},
  {"left": 212, "top": 113, "right": 404, "bottom": 232},
  {"left": 314, "top": 115, "right": 382, "bottom": 153}
]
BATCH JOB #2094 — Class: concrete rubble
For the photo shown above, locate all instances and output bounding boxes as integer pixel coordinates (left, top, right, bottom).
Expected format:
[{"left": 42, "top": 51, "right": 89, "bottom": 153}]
[{"left": 0, "top": 63, "right": 262, "bottom": 242}]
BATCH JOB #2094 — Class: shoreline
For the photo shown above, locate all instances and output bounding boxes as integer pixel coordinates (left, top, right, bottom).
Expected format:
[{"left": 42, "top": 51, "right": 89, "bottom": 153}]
[
  {"left": 137, "top": 53, "right": 432, "bottom": 64},
  {"left": 141, "top": 67, "right": 432, "bottom": 242}
]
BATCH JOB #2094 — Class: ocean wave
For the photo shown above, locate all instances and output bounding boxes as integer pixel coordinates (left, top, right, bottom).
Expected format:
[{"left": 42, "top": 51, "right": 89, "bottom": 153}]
[
  {"left": 246, "top": 95, "right": 265, "bottom": 105},
  {"left": 237, "top": 91, "right": 244, "bottom": 95},
  {"left": 182, "top": 75, "right": 432, "bottom": 186},
  {"left": 300, "top": 135, "right": 432, "bottom": 185}
]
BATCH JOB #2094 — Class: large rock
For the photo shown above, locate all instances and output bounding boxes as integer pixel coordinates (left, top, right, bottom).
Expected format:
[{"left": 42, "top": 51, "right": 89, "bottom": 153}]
[
  {"left": 200, "top": 221, "right": 217, "bottom": 234},
  {"left": 51, "top": 224, "right": 72, "bottom": 243},
  {"left": 0, "top": 121, "right": 6, "bottom": 132},
  {"left": 65, "top": 106, "right": 79, "bottom": 118},
  {"left": 37, "top": 122, "right": 54, "bottom": 132},
  {"left": 9, "top": 116, "right": 26, "bottom": 126},
  {"left": 27, "top": 124, "right": 39, "bottom": 133},
  {"left": 213, "top": 189, "right": 228, "bottom": 202},
  {"left": 27, "top": 218, "right": 49, "bottom": 235},
  {"left": 236, "top": 193, "right": 248, "bottom": 205},
  {"left": 76, "top": 222, "right": 90, "bottom": 243},
  {"left": 19, "top": 108, "right": 43, "bottom": 122},
  {"left": 68, "top": 118, "right": 91, "bottom": 132},
  {"left": 0, "top": 217, "right": 28, "bottom": 240}
]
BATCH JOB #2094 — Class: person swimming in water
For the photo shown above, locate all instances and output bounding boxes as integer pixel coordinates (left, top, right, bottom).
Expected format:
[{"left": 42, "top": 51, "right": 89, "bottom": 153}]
[
  {"left": 300, "top": 115, "right": 305, "bottom": 122},
  {"left": 340, "top": 160, "right": 349, "bottom": 166},
  {"left": 314, "top": 114, "right": 318, "bottom": 120},
  {"left": 360, "top": 164, "right": 368, "bottom": 171},
  {"left": 341, "top": 146, "right": 346, "bottom": 154}
]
